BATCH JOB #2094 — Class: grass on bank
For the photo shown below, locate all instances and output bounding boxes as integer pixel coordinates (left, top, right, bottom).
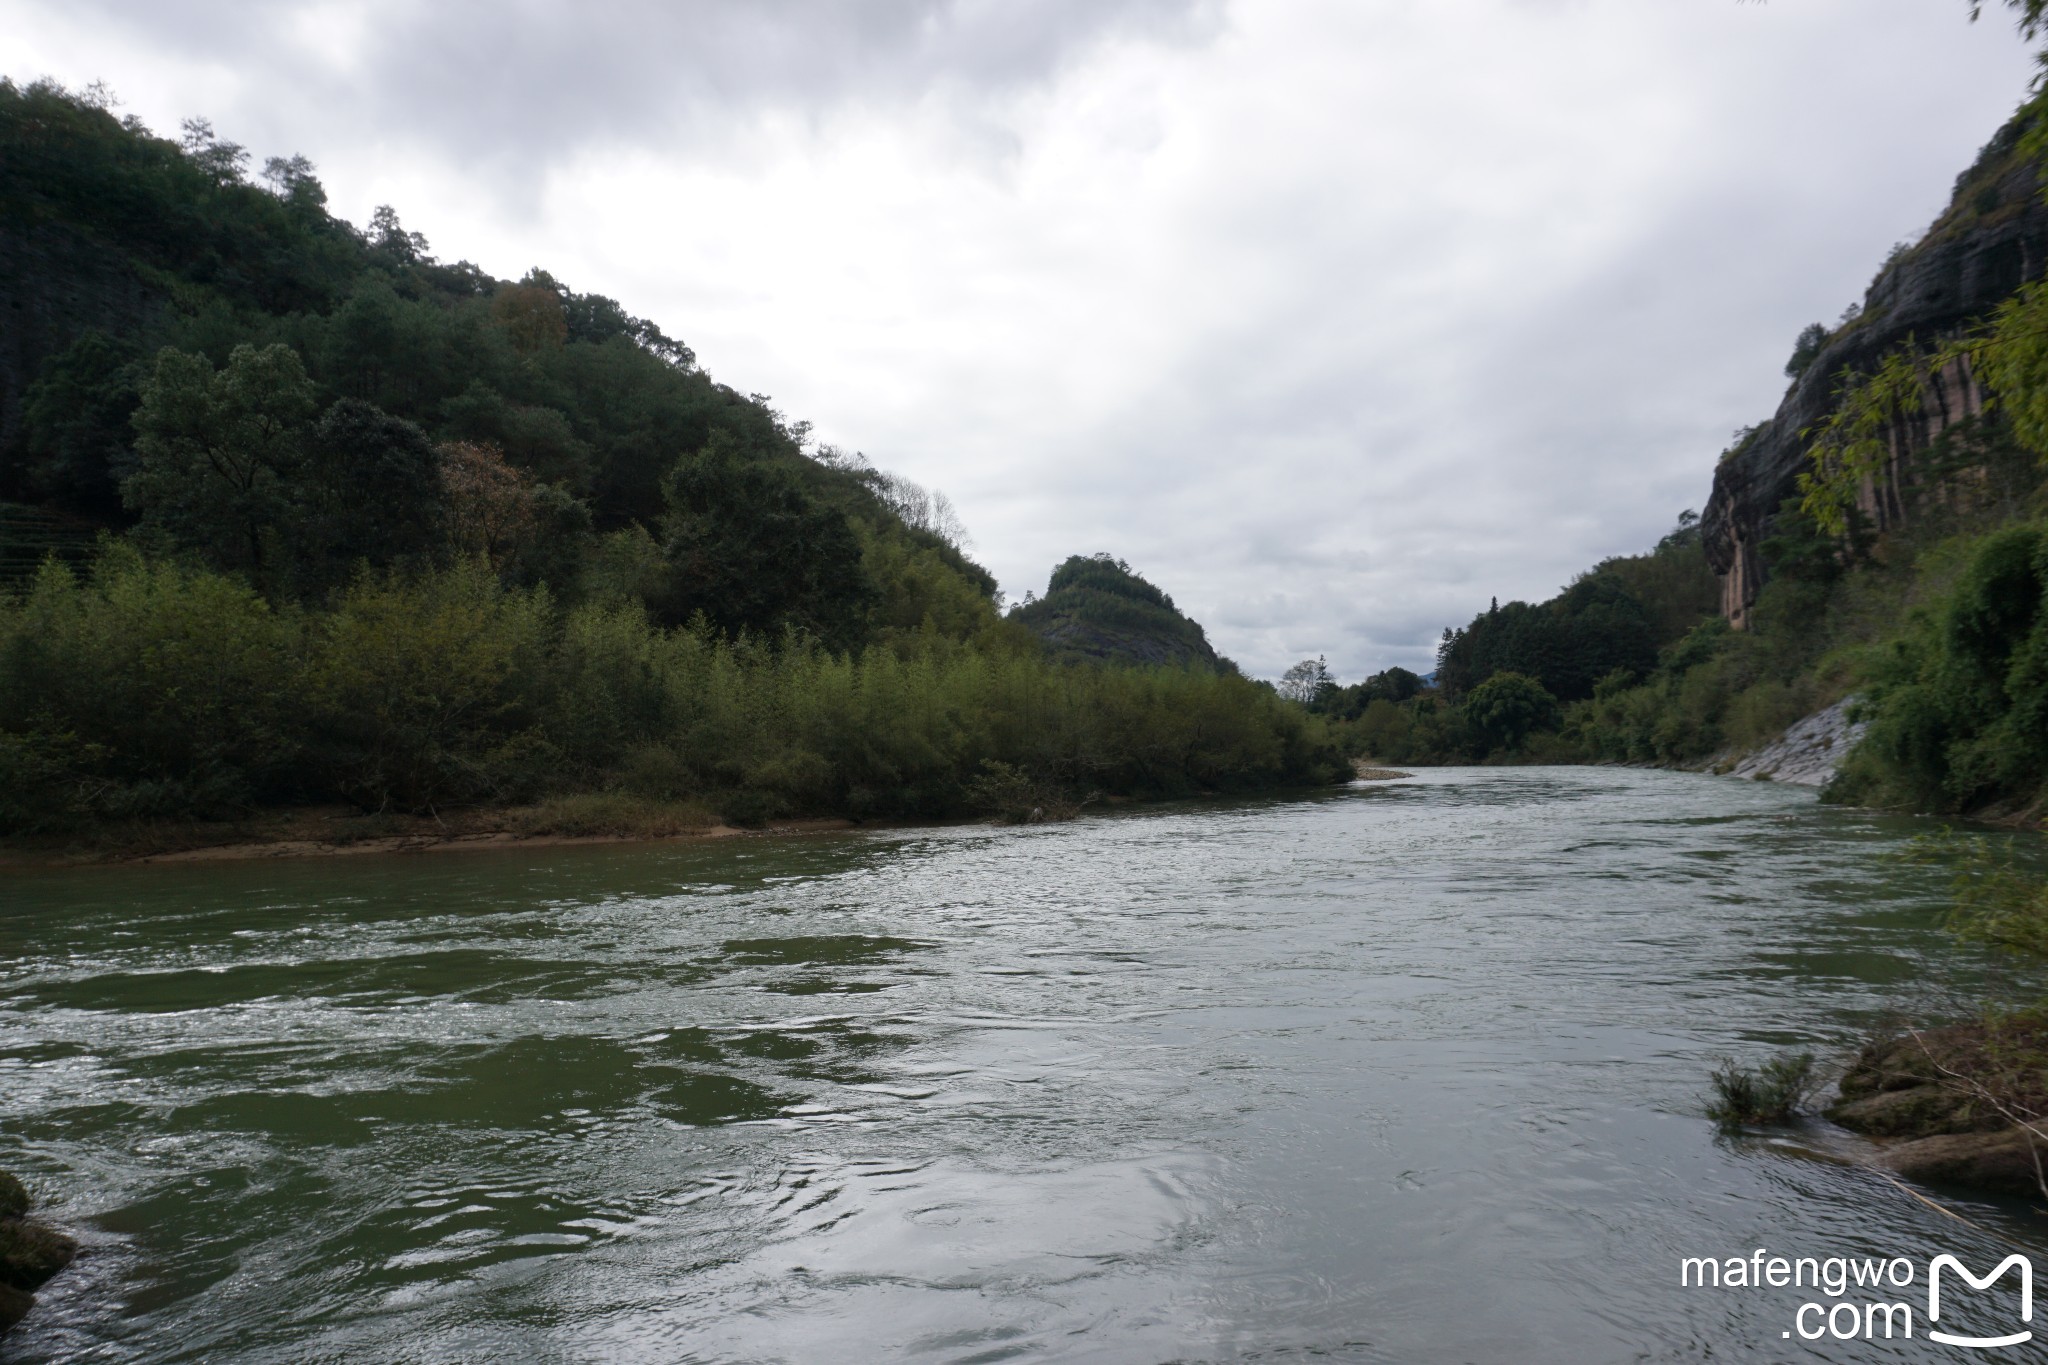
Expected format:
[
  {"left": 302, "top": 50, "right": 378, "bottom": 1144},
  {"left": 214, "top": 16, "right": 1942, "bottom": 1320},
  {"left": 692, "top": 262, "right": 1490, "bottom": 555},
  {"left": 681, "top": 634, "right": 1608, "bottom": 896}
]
[{"left": 1705, "top": 1053, "right": 1820, "bottom": 1129}]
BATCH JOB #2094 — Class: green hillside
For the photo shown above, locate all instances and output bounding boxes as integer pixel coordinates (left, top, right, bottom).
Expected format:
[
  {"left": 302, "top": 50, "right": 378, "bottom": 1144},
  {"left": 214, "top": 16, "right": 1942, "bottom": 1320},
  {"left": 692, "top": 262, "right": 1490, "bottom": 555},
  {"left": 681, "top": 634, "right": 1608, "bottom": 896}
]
[
  {"left": 1009, "top": 554, "right": 1227, "bottom": 671},
  {"left": 0, "top": 78, "right": 1345, "bottom": 840}
]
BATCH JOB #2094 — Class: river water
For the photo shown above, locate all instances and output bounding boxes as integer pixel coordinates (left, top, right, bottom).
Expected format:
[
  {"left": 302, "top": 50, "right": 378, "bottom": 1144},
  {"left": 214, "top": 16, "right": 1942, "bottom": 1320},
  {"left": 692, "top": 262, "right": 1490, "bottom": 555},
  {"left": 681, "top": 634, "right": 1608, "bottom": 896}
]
[{"left": 3, "top": 768, "right": 2046, "bottom": 1362}]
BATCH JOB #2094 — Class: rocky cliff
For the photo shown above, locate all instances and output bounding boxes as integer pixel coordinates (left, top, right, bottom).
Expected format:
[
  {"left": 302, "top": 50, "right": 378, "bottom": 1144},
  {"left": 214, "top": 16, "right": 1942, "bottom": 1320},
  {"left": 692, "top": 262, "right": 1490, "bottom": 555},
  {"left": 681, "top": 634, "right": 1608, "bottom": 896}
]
[{"left": 1703, "top": 112, "right": 2048, "bottom": 625}]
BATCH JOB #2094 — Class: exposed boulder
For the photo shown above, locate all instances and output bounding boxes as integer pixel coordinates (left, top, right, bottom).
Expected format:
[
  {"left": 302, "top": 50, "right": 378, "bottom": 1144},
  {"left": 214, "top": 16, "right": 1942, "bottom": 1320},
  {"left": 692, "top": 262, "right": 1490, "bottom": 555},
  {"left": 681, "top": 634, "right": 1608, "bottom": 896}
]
[
  {"left": 1828, "top": 1023, "right": 2048, "bottom": 1197},
  {"left": 1876, "top": 1128, "right": 2045, "bottom": 1195},
  {"left": 0, "top": 1173, "right": 76, "bottom": 1336}
]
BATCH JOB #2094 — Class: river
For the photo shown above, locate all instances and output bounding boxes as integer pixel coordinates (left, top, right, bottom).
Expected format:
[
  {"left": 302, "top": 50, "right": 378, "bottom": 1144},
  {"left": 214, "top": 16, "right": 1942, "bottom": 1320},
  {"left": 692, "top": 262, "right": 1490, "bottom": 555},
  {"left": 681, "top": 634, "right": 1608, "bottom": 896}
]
[{"left": 3, "top": 768, "right": 2044, "bottom": 1362}]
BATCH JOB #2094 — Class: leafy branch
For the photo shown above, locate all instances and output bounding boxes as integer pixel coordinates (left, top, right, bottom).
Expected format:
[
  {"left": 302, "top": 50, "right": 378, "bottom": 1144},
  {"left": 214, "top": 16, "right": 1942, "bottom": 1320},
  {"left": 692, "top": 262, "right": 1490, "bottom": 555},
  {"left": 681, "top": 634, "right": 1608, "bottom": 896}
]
[{"left": 1798, "top": 283, "right": 2048, "bottom": 535}]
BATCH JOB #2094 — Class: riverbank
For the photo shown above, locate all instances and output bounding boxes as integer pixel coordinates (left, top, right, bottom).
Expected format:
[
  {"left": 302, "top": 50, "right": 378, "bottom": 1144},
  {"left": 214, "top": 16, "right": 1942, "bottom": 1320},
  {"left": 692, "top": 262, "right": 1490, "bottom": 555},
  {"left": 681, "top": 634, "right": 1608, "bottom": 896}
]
[
  {"left": 0, "top": 796, "right": 871, "bottom": 869},
  {"left": 0, "top": 776, "right": 1393, "bottom": 869}
]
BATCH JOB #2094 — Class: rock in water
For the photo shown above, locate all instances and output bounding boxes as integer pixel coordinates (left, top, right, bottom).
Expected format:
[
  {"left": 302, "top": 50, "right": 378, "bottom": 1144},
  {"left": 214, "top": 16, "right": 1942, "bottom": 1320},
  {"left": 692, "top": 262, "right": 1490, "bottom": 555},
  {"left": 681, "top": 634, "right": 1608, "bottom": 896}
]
[
  {"left": 0, "top": 1218, "right": 77, "bottom": 1291},
  {"left": 0, "top": 1283, "right": 33, "bottom": 1332},
  {"left": 0, "top": 1174, "right": 77, "bottom": 1337},
  {"left": 1827, "top": 1024, "right": 2048, "bottom": 1196}
]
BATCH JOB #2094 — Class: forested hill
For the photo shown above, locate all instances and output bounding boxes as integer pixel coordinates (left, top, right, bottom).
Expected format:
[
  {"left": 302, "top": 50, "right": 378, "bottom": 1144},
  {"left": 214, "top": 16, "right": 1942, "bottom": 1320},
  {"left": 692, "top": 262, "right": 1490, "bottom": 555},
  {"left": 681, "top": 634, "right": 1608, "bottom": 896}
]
[
  {"left": 1009, "top": 554, "right": 1229, "bottom": 671},
  {"left": 0, "top": 75, "right": 996, "bottom": 648},
  {"left": 0, "top": 78, "right": 1346, "bottom": 838}
]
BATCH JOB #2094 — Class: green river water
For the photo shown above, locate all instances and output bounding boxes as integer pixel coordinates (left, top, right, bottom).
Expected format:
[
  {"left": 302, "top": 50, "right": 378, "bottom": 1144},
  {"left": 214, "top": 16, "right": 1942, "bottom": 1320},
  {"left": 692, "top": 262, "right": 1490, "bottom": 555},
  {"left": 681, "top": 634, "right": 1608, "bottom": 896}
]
[{"left": 3, "top": 767, "right": 2046, "bottom": 1362}]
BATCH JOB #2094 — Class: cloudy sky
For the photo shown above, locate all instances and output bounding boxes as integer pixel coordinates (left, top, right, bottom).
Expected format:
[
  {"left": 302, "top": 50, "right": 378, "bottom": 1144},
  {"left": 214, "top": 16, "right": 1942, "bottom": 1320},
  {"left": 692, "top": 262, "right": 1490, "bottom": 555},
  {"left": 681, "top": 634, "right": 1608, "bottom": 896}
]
[{"left": 2, "top": 1, "right": 2037, "bottom": 677}]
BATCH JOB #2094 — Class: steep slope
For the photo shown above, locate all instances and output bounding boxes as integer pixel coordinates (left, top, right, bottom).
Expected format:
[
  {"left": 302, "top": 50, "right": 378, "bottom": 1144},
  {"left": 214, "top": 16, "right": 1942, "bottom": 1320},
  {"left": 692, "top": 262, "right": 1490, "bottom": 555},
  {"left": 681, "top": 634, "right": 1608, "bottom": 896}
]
[{"left": 0, "top": 78, "right": 1007, "bottom": 655}]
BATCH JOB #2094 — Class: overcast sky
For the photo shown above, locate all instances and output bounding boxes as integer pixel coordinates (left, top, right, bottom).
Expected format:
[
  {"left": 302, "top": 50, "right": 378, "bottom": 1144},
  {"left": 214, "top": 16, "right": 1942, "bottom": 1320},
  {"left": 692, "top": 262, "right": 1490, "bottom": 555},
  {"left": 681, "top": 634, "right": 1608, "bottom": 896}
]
[{"left": 2, "top": 0, "right": 2038, "bottom": 677}]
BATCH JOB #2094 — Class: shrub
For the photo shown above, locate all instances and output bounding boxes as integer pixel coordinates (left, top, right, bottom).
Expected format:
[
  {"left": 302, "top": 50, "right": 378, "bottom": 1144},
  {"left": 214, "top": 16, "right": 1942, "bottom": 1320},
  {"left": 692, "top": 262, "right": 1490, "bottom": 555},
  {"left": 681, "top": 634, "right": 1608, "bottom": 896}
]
[
  {"left": 1839, "top": 523, "right": 2048, "bottom": 814},
  {"left": 301, "top": 560, "right": 552, "bottom": 810},
  {"left": 0, "top": 549, "right": 301, "bottom": 818},
  {"left": 964, "top": 759, "right": 1087, "bottom": 823},
  {"left": 510, "top": 792, "right": 717, "bottom": 839},
  {"left": 1705, "top": 1053, "right": 1818, "bottom": 1129},
  {"left": 0, "top": 545, "right": 1349, "bottom": 836},
  {"left": 1462, "top": 672, "right": 1559, "bottom": 753},
  {"left": 1915, "top": 833, "right": 2048, "bottom": 960}
]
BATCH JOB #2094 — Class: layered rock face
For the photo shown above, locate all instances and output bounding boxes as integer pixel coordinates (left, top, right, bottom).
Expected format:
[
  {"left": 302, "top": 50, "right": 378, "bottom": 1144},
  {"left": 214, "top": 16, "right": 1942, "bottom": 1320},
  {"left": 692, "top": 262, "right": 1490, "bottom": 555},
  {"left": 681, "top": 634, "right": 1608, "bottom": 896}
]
[
  {"left": 1703, "top": 118, "right": 2048, "bottom": 625},
  {"left": 1025, "top": 611, "right": 1222, "bottom": 670}
]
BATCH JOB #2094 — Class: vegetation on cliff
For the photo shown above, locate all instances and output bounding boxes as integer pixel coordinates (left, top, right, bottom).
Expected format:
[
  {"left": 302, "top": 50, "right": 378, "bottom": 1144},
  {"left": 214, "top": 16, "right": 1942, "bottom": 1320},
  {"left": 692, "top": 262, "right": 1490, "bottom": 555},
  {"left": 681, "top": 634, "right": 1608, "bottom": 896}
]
[
  {"left": 0, "top": 79, "right": 1345, "bottom": 841},
  {"left": 1007, "top": 553, "right": 1227, "bottom": 671}
]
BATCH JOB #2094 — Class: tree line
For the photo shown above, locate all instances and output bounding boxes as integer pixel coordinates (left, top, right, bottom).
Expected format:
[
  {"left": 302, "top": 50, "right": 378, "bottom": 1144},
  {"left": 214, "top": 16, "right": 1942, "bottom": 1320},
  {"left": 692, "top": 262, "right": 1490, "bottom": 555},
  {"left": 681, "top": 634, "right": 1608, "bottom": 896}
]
[{"left": 0, "top": 79, "right": 1348, "bottom": 837}]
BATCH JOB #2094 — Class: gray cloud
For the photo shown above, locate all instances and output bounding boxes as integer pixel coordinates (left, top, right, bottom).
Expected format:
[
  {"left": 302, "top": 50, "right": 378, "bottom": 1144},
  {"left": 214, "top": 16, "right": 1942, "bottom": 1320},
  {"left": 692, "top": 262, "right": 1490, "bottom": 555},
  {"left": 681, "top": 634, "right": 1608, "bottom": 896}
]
[{"left": 48, "top": 0, "right": 1219, "bottom": 171}]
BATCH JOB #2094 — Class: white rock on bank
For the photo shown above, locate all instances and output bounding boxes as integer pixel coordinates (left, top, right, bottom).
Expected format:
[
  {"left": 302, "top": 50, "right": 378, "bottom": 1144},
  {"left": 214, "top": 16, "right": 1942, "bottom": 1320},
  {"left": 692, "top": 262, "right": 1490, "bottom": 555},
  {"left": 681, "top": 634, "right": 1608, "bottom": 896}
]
[{"left": 1719, "top": 698, "right": 1866, "bottom": 787}]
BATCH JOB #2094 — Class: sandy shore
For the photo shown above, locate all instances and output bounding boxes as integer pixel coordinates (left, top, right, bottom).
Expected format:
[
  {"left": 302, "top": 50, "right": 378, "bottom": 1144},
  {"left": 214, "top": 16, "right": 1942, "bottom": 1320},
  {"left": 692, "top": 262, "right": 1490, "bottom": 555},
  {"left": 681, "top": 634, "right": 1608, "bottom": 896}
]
[{"left": 0, "top": 810, "right": 868, "bottom": 870}]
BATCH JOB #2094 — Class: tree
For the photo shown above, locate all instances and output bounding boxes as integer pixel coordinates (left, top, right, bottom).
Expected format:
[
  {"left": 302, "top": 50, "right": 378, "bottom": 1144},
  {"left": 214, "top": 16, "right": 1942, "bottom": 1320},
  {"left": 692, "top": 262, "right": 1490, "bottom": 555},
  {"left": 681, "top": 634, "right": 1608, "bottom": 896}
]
[
  {"left": 1972, "top": 0, "right": 2048, "bottom": 37},
  {"left": 875, "top": 470, "right": 970, "bottom": 546},
  {"left": 1463, "top": 671, "right": 1559, "bottom": 752},
  {"left": 1278, "top": 656, "right": 1335, "bottom": 705},
  {"left": 1372, "top": 666, "right": 1424, "bottom": 702},
  {"left": 1784, "top": 322, "right": 1828, "bottom": 379},
  {"left": 442, "top": 441, "right": 542, "bottom": 572},
  {"left": 289, "top": 398, "right": 448, "bottom": 594},
  {"left": 441, "top": 382, "right": 593, "bottom": 490},
  {"left": 1435, "top": 571, "right": 1657, "bottom": 703},
  {"left": 16, "top": 330, "right": 142, "bottom": 518},
  {"left": 366, "top": 204, "right": 430, "bottom": 263},
  {"left": 177, "top": 117, "right": 247, "bottom": 184},
  {"left": 655, "top": 431, "right": 876, "bottom": 649},
  {"left": 492, "top": 280, "right": 568, "bottom": 354},
  {"left": 260, "top": 154, "right": 326, "bottom": 213},
  {"left": 125, "top": 344, "right": 317, "bottom": 579}
]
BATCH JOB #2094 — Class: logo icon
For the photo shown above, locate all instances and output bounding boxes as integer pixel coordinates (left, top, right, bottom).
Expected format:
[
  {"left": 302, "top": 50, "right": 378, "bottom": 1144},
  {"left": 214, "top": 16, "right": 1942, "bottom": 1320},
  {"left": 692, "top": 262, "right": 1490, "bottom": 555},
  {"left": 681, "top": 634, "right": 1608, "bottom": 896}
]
[{"left": 1928, "top": 1254, "right": 2033, "bottom": 1349}]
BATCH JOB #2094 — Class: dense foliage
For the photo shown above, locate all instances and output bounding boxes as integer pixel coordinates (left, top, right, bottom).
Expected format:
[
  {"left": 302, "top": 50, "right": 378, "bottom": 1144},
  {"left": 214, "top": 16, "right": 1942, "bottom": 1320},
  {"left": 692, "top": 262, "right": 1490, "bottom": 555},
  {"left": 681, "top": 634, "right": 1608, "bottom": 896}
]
[
  {"left": 1007, "top": 553, "right": 1226, "bottom": 670},
  {"left": 1831, "top": 524, "right": 2048, "bottom": 815},
  {"left": 1433, "top": 514, "right": 1717, "bottom": 705},
  {"left": 0, "top": 80, "right": 1346, "bottom": 836},
  {"left": 1272, "top": 511, "right": 1722, "bottom": 767},
  {"left": 0, "top": 553, "right": 1343, "bottom": 833},
  {"left": 0, "top": 77, "right": 994, "bottom": 652}
]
